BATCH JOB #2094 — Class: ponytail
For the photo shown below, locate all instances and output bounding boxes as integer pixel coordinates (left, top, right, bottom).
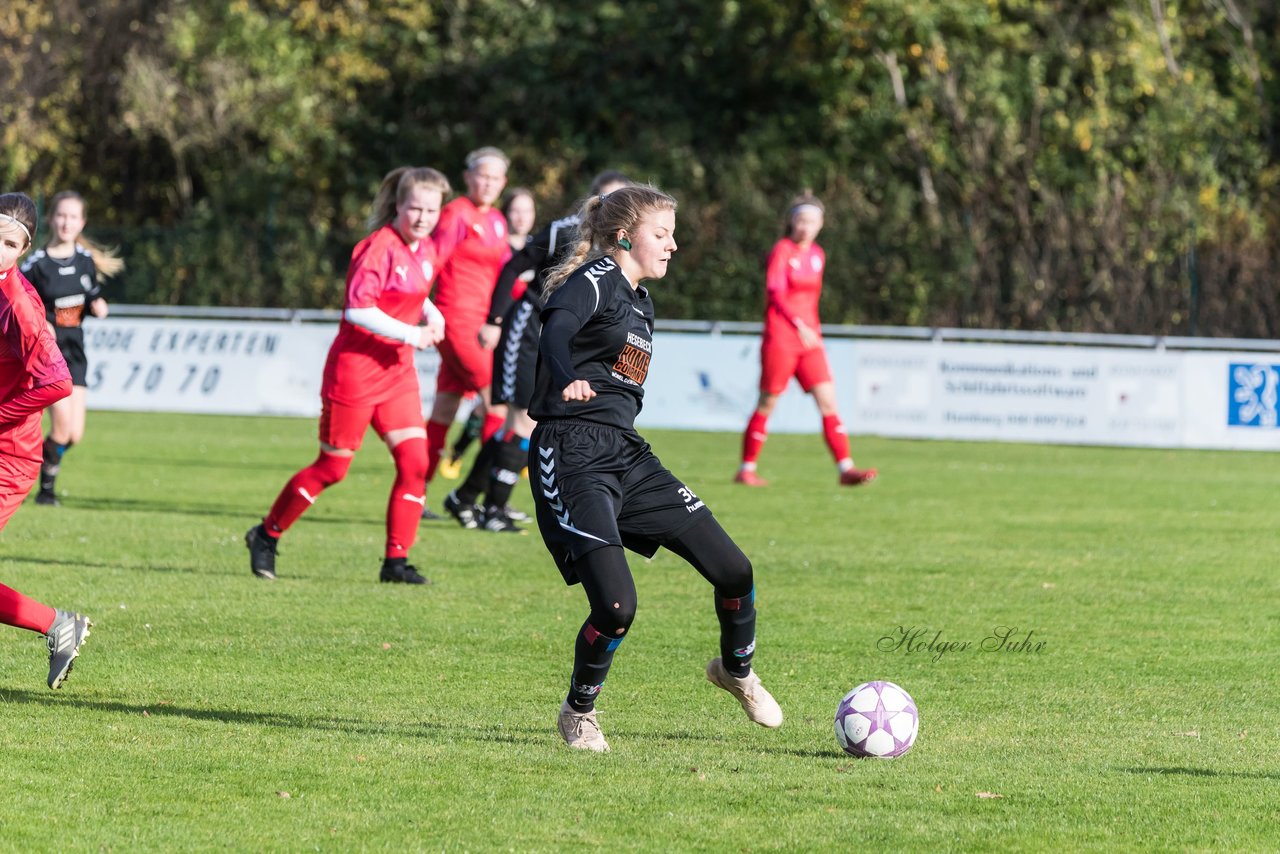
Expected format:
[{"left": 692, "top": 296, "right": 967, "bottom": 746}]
[
  {"left": 543, "top": 195, "right": 606, "bottom": 295},
  {"left": 79, "top": 236, "right": 124, "bottom": 279}
]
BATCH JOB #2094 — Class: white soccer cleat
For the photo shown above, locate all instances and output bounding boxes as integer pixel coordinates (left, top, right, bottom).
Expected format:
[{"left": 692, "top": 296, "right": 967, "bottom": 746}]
[
  {"left": 706, "top": 657, "right": 783, "bottom": 728},
  {"left": 46, "top": 610, "right": 91, "bottom": 690},
  {"left": 557, "top": 701, "right": 610, "bottom": 752}
]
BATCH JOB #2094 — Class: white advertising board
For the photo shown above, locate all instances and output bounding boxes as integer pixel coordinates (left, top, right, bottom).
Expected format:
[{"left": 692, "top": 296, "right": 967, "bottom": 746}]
[
  {"left": 84, "top": 318, "right": 439, "bottom": 417},
  {"left": 83, "top": 317, "right": 1280, "bottom": 451},
  {"left": 640, "top": 333, "right": 1280, "bottom": 451}
]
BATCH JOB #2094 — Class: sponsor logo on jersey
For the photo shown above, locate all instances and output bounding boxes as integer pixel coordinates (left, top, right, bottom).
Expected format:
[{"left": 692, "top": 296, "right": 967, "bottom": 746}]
[
  {"left": 59, "top": 265, "right": 76, "bottom": 275},
  {"left": 612, "top": 340, "right": 651, "bottom": 386},
  {"left": 625, "top": 331, "right": 651, "bottom": 354},
  {"left": 394, "top": 265, "right": 408, "bottom": 282}
]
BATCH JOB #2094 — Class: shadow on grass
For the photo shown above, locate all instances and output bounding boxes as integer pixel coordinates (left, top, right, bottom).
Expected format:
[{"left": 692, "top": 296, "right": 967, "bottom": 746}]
[
  {"left": 41, "top": 496, "right": 380, "bottom": 527},
  {"left": 1, "top": 555, "right": 123, "bottom": 571},
  {"left": 0, "top": 689, "right": 548, "bottom": 745},
  {"left": 90, "top": 453, "right": 312, "bottom": 474},
  {"left": 0, "top": 689, "right": 829, "bottom": 757},
  {"left": 1121, "top": 766, "right": 1280, "bottom": 781},
  {"left": 2, "top": 554, "right": 280, "bottom": 577}
]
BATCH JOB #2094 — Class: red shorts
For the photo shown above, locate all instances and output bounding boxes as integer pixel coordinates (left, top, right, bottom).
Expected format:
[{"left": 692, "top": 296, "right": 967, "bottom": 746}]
[
  {"left": 319, "top": 393, "right": 423, "bottom": 451},
  {"left": 0, "top": 453, "right": 40, "bottom": 532},
  {"left": 760, "top": 343, "right": 833, "bottom": 395},
  {"left": 436, "top": 327, "right": 492, "bottom": 396}
]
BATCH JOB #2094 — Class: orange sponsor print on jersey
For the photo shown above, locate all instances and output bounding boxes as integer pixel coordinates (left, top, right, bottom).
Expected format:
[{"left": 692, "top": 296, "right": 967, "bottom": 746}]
[{"left": 612, "top": 344, "right": 651, "bottom": 386}]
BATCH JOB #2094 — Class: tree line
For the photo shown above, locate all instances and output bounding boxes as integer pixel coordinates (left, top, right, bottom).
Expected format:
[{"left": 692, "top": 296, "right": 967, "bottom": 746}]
[{"left": 4, "top": 1, "right": 1278, "bottom": 336}]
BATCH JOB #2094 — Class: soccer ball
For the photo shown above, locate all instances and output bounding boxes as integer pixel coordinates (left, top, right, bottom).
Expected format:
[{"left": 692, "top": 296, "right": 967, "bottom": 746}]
[{"left": 834, "top": 680, "right": 919, "bottom": 758}]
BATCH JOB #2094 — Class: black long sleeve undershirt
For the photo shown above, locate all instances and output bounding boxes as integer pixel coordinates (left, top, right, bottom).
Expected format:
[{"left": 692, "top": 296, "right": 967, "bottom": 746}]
[{"left": 539, "top": 307, "right": 586, "bottom": 393}]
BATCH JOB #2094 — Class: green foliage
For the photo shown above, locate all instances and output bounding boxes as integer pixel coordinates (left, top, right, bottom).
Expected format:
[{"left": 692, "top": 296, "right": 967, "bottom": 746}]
[
  {"left": 2, "top": 412, "right": 1280, "bottom": 847},
  {"left": 4, "top": 1, "right": 1280, "bottom": 334}
]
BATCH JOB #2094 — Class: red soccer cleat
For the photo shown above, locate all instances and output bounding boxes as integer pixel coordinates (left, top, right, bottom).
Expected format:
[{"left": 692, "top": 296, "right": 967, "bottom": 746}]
[
  {"left": 734, "top": 469, "right": 769, "bottom": 487},
  {"left": 839, "top": 467, "right": 878, "bottom": 486}
]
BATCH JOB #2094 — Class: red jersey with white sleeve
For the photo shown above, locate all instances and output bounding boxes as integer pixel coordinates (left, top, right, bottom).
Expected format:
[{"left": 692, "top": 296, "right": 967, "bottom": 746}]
[
  {"left": 762, "top": 237, "right": 825, "bottom": 350},
  {"left": 0, "top": 268, "right": 72, "bottom": 461},
  {"left": 321, "top": 226, "right": 439, "bottom": 406},
  {"left": 430, "top": 197, "right": 512, "bottom": 332}
]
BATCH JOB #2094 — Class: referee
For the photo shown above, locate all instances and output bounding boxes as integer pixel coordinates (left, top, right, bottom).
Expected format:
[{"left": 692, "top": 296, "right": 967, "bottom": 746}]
[{"left": 529, "top": 185, "right": 783, "bottom": 752}]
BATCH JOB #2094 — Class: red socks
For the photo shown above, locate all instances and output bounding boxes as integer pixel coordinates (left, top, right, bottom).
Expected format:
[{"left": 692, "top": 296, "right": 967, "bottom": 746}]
[
  {"left": 386, "top": 437, "right": 427, "bottom": 559},
  {"left": 425, "top": 419, "right": 450, "bottom": 483},
  {"left": 742, "top": 411, "right": 769, "bottom": 465},
  {"left": 0, "top": 582, "right": 56, "bottom": 634},
  {"left": 264, "top": 451, "right": 353, "bottom": 535},
  {"left": 822, "top": 413, "right": 851, "bottom": 466},
  {"left": 481, "top": 411, "right": 506, "bottom": 444}
]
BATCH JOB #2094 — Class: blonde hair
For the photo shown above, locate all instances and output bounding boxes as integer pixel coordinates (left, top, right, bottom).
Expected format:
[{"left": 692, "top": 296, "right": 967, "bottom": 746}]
[
  {"left": 465, "top": 146, "right": 510, "bottom": 172},
  {"left": 49, "top": 191, "right": 125, "bottom": 279},
  {"left": 368, "top": 167, "right": 452, "bottom": 232},
  {"left": 544, "top": 184, "right": 677, "bottom": 294},
  {"left": 784, "top": 190, "right": 825, "bottom": 239}
]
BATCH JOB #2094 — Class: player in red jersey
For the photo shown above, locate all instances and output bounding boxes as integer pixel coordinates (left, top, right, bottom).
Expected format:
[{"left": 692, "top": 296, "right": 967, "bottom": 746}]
[
  {"left": 422, "top": 147, "right": 513, "bottom": 519},
  {"left": 245, "top": 167, "right": 450, "bottom": 584},
  {"left": 735, "top": 193, "right": 877, "bottom": 487},
  {"left": 436, "top": 185, "right": 537, "bottom": 481},
  {"left": 0, "top": 192, "right": 92, "bottom": 688}
]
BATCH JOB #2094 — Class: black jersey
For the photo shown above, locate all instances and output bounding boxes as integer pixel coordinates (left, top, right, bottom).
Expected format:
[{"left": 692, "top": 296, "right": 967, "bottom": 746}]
[
  {"left": 20, "top": 246, "right": 101, "bottom": 328},
  {"left": 530, "top": 256, "right": 655, "bottom": 430},
  {"left": 488, "top": 213, "right": 581, "bottom": 323}
]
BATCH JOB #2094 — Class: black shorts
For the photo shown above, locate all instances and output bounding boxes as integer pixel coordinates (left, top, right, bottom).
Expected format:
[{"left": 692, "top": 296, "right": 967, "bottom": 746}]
[
  {"left": 54, "top": 327, "right": 88, "bottom": 387},
  {"left": 529, "top": 419, "right": 713, "bottom": 585},
  {"left": 491, "top": 299, "right": 540, "bottom": 409}
]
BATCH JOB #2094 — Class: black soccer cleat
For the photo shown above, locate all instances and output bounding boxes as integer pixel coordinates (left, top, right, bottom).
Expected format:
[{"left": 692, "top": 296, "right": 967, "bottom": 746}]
[
  {"left": 379, "top": 559, "right": 430, "bottom": 585},
  {"left": 443, "top": 490, "right": 481, "bottom": 530},
  {"left": 245, "top": 524, "right": 279, "bottom": 580},
  {"left": 34, "top": 490, "right": 59, "bottom": 507},
  {"left": 481, "top": 507, "right": 526, "bottom": 535}
]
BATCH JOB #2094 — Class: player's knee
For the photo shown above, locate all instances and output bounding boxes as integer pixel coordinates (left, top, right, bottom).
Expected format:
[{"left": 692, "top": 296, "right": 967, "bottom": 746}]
[
  {"left": 392, "top": 439, "right": 428, "bottom": 482},
  {"left": 314, "top": 452, "right": 353, "bottom": 487},
  {"left": 595, "top": 596, "right": 637, "bottom": 636},
  {"left": 612, "top": 596, "right": 638, "bottom": 631},
  {"left": 718, "top": 546, "right": 754, "bottom": 595}
]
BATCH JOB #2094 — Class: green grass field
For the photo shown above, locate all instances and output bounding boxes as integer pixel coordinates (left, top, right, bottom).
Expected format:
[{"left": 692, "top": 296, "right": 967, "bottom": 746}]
[{"left": 1, "top": 411, "right": 1278, "bottom": 851}]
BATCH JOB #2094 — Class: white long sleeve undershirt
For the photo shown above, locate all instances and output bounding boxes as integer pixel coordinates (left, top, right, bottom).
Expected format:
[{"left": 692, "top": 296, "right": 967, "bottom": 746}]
[{"left": 345, "top": 299, "right": 444, "bottom": 347}]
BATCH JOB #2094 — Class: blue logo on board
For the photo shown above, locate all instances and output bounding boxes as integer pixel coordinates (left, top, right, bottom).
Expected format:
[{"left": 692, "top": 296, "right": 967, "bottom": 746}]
[{"left": 1228, "top": 363, "right": 1280, "bottom": 427}]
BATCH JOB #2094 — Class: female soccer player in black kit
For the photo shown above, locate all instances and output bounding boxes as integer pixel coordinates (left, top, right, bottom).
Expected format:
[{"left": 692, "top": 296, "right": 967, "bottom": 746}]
[
  {"left": 21, "top": 191, "right": 121, "bottom": 506},
  {"left": 445, "top": 171, "right": 630, "bottom": 534},
  {"left": 529, "top": 185, "right": 783, "bottom": 752}
]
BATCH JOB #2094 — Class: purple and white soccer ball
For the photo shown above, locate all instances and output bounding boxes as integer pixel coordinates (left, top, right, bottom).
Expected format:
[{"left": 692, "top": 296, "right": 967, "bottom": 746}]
[{"left": 834, "top": 680, "right": 919, "bottom": 758}]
